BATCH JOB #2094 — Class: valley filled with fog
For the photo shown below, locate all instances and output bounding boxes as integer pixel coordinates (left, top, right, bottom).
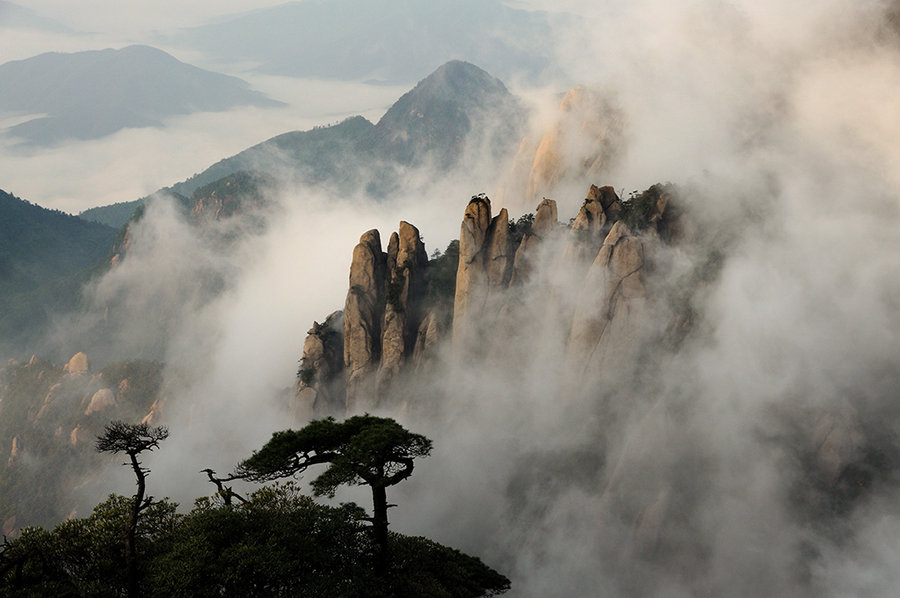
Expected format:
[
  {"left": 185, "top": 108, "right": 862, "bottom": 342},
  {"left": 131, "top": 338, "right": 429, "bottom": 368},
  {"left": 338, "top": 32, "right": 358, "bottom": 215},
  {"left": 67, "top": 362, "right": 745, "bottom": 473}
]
[{"left": 2, "top": 1, "right": 900, "bottom": 596}]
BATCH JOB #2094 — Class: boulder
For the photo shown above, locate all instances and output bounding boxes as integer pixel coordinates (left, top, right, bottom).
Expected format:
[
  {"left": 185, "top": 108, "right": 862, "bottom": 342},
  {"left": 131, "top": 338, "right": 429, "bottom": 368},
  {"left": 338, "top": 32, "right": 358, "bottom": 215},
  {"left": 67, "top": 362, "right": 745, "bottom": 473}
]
[
  {"left": 63, "top": 352, "right": 89, "bottom": 375},
  {"left": 85, "top": 388, "right": 116, "bottom": 415}
]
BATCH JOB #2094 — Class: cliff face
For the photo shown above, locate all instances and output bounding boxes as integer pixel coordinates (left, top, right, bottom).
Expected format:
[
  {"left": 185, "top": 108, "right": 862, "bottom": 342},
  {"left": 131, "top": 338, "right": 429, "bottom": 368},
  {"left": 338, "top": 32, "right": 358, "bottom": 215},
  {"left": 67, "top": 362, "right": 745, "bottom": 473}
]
[
  {"left": 296, "top": 183, "right": 682, "bottom": 414},
  {"left": 299, "top": 222, "right": 431, "bottom": 414},
  {"left": 376, "top": 222, "right": 428, "bottom": 399},
  {"left": 501, "top": 87, "right": 624, "bottom": 208},
  {"left": 294, "top": 181, "right": 884, "bottom": 552}
]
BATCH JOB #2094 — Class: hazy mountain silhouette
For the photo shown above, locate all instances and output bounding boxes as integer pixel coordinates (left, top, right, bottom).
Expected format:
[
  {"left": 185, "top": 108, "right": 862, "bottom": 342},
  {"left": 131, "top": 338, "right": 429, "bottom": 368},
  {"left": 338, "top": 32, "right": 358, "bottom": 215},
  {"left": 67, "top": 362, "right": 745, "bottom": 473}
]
[
  {"left": 169, "top": 0, "right": 561, "bottom": 84},
  {"left": 83, "top": 60, "right": 524, "bottom": 228},
  {"left": 0, "top": 1, "right": 74, "bottom": 33},
  {"left": 0, "top": 189, "right": 117, "bottom": 354},
  {"left": 0, "top": 45, "right": 282, "bottom": 146}
]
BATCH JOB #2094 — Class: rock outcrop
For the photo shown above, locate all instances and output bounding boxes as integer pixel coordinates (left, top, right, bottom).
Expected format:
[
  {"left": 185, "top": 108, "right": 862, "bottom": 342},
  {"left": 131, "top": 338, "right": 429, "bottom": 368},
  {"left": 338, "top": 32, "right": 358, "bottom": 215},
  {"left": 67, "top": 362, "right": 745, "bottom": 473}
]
[
  {"left": 566, "top": 184, "right": 679, "bottom": 380},
  {"left": 300, "top": 222, "right": 432, "bottom": 415},
  {"left": 298, "top": 184, "right": 680, "bottom": 416},
  {"left": 343, "top": 229, "right": 387, "bottom": 411},
  {"left": 510, "top": 198, "right": 558, "bottom": 285},
  {"left": 412, "top": 312, "right": 442, "bottom": 373},
  {"left": 451, "top": 196, "right": 523, "bottom": 350},
  {"left": 500, "top": 87, "right": 624, "bottom": 207},
  {"left": 567, "top": 220, "right": 647, "bottom": 373},
  {"left": 84, "top": 388, "right": 116, "bottom": 415},
  {"left": 452, "top": 195, "right": 493, "bottom": 344},
  {"left": 296, "top": 311, "right": 346, "bottom": 418},
  {"left": 63, "top": 352, "right": 89, "bottom": 375},
  {"left": 486, "top": 208, "right": 513, "bottom": 289},
  {"left": 377, "top": 222, "right": 428, "bottom": 398},
  {"left": 564, "top": 185, "right": 622, "bottom": 267}
]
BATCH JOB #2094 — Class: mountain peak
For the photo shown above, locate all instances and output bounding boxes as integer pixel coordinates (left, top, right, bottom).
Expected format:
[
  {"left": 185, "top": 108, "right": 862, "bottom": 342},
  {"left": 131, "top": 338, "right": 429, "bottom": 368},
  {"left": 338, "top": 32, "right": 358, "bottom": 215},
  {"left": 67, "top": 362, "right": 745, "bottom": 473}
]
[
  {"left": 0, "top": 45, "right": 281, "bottom": 146},
  {"left": 398, "top": 60, "right": 512, "bottom": 108},
  {"left": 360, "top": 61, "right": 523, "bottom": 168}
]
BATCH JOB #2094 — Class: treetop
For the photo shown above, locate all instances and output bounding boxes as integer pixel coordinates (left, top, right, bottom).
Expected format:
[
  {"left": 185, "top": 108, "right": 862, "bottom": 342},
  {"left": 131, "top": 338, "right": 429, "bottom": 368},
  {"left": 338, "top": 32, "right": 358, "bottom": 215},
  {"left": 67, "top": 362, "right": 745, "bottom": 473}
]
[
  {"left": 95, "top": 421, "right": 170, "bottom": 456},
  {"left": 236, "top": 414, "right": 432, "bottom": 496}
]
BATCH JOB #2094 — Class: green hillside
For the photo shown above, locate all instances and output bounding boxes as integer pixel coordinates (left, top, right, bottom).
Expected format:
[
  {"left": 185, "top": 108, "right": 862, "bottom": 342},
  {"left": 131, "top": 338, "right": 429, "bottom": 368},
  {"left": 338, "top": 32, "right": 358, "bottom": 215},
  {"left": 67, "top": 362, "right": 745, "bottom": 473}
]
[{"left": 0, "top": 189, "right": 118, "bottom": 356}]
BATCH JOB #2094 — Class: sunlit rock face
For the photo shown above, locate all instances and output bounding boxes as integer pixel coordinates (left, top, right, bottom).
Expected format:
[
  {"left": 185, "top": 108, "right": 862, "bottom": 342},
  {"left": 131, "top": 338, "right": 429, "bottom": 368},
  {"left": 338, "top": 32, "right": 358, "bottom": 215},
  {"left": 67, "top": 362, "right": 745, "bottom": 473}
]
[
  {"left": 510, "top": 197, "right": 558, "bottom": 286},
  {"left": 377, "top": 221, "right": 428, "bottom": 399},
  {"left": 563, "top": 184, "right": 622, "bottom": 269},
  {"left": 63, "top": 352, "right": 89, "bottom": 375},
  {"left": 301, "top": 183, "right": 687, "bottom": 415},
  {"left": 84, "top": 388, "right": 116, "bottom": 415},
  {"left": 343, "top": 229, "right": 386, "bottom": 412},
  {"left": 501, "top": 86, "right": 624, "bottom": 209},
  {"left": 452, "top": 195, "right": 493, "bottom": 348}
]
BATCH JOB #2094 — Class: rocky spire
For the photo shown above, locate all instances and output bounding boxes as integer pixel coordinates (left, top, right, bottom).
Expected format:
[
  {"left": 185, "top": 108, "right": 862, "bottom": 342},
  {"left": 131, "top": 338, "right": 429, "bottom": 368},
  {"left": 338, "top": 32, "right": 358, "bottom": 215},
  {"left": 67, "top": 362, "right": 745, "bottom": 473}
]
[
  {"left": 510, "top": 198, "right": 558, "bottom": 285},
  {"left": 563, "top": 185, "right": 622, "bottom": 269},
  {"left": 452, "top": 195, "right": 493, "bottom": 344},
  {"left": 296, "top": 311, "right": 345, "bottom": 418},
  {"left": 486, "top": 208, "right": 513, "bottom": 289},
  {"left": 377, "top": 222, "right": 428, "bottom": 399},
  {"left": 343, "top": 230, "right": 387, "bottom": 412}
]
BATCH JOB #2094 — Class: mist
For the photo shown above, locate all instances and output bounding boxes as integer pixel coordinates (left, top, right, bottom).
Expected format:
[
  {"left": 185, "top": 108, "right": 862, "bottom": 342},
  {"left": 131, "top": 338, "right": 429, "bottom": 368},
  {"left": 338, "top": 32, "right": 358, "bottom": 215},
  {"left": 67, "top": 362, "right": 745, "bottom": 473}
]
[{"left": 8, "top": 0, "right": 900, "bottom": 596}]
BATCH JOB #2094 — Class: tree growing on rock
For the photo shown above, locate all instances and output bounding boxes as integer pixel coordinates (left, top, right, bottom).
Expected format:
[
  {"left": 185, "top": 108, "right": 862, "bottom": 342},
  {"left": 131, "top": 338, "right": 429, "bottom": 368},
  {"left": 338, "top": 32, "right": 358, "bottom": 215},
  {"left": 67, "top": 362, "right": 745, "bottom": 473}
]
[
  {"left": 236, "top": 414, "right": 432, "bottom": 576},
  {"left": 96, "top": 420, "right": 168, "bottom": 598}
]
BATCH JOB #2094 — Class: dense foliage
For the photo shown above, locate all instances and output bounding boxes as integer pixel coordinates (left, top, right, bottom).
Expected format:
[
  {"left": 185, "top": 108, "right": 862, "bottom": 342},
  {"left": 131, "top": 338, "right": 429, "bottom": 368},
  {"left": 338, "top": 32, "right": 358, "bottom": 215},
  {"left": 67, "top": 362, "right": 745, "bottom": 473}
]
[
  {"left": 238, "top": 415, "right": 434, "bottom": 576},
  {"left": 238, "top": 415, "right": 433, "bottom": 489},
  {"left": 0, "top": 483, "right": 509, "bottom": 597},
  {"left": 79, "top": 199, "right": 143, "bottom": 229},
  {"left": 424, "top": 239, "right": 460, "bottom": 316},
  {"left": 1, "top": 415, "right": 508, "bottom": 597},
  {"left": 507, "top": 212, "right": 534, "bottom": 247}
]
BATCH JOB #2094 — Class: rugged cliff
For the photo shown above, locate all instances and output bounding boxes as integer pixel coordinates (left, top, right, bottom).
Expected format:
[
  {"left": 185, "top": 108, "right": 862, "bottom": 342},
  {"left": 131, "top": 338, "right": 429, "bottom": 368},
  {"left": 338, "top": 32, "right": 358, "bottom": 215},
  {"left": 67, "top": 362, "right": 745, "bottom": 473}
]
[
  {"left": 291, "top": 181, "right": 891, "bottom": 592},
  {"left": 295, "top": 182, "right": 684, "bottom": 415}
]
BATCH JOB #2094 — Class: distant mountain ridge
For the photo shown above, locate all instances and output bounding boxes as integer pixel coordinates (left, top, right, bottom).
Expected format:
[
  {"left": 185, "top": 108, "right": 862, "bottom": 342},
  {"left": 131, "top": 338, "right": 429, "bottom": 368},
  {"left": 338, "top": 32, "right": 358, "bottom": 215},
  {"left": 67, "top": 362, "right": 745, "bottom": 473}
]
[
  {"left": 0, "top": 45, "right": 282, "bottom": 146},
  {"left": 169, "top": 0, "right": 560, "bottom": 84},
  {"left": 83, "top": 60, "right": 525, "bottom": 229},
  {"left": 0, "top": 1, "right": 74, "bottom": 33},
  {"left": 0, "top": 189, "right": 117, "bottom": 355}
]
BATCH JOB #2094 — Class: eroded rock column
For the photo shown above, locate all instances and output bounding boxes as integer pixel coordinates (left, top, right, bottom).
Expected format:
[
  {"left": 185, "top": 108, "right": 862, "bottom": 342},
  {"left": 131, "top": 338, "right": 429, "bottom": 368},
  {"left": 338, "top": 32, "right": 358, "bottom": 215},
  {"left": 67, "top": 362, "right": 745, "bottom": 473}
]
[{"left": 344, "top": 230, "right": 386, "bottom": 412}]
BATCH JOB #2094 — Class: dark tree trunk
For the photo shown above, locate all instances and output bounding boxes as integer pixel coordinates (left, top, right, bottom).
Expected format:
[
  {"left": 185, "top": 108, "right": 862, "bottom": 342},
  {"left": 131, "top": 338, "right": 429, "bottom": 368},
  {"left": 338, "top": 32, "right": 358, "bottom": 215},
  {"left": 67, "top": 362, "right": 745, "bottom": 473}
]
[
  {"left": 126, "top": 452, "right": 145, "bottom": 598},
  {"left": 371, "top": 484, "right": 390, "bottom": 576}
]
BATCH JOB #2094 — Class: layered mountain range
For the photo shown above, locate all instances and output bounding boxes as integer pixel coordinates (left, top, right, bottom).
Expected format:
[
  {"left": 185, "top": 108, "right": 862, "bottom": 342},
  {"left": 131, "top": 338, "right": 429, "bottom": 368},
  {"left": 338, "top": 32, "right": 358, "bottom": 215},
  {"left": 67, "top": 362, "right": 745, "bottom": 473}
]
[
  {"left": 81, "top": 60, "right": 525, "bottom": 229},
  {"left": 0, "top": 45, "right": 281, "bottom": 146},
  {"left": 166, "top": 0, "right": 561, "bottom": 83}
]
